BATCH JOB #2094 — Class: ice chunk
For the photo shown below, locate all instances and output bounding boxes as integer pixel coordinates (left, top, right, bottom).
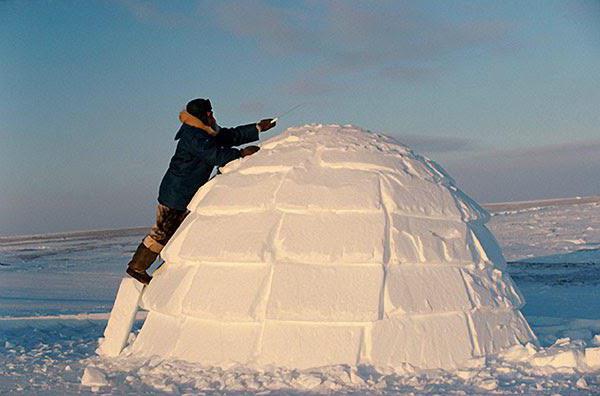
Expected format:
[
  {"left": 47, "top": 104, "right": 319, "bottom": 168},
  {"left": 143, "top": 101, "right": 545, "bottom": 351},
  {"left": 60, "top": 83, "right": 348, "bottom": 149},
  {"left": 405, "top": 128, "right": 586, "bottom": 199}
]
[
  {"left": 576, "top": 377, "right": 589, "bottom": 389},
  {"left": 81, "top": 366, "right": 108, "bottom": 387},
  {"left": 530, "top": 349, "right": 579, "bottom": 369}
]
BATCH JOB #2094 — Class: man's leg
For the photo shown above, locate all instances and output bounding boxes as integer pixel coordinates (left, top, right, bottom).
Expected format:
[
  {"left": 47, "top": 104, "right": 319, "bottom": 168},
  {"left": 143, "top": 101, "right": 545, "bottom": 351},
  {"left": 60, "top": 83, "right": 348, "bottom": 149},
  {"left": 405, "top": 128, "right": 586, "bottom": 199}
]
[{"left": 126, "top": 204, "right": 188, "bottom": 284}]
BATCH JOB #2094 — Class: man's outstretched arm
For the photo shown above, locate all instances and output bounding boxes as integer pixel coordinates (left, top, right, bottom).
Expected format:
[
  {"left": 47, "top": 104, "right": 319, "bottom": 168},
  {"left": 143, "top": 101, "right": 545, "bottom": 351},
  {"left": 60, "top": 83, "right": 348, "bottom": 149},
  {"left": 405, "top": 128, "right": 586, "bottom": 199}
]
[
  {"left": 215, "top": 119, "right": 276, "bottom": 147},
  {"left": 215, "top": 124, "right": 259, "bottom": 147},
  {"left": 202, "top": 145, "right": 261, "bottom": 167}
]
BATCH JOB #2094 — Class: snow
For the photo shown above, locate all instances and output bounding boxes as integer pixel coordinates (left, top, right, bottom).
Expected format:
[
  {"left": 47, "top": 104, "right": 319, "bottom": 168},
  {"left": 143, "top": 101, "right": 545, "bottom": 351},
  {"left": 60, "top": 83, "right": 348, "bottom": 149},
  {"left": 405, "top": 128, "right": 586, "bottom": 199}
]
[
  {"left": 0, "top": 128, "right": 598, "bottom": 393},
  {"left": 489, "top": 198, "right": 600, "bottom": 321},
  {"left": 489, "top": 197, "right": 600, "bottom": 263},
  {"left": 131, "top": 124, "right": 533, "bottom": 371}
]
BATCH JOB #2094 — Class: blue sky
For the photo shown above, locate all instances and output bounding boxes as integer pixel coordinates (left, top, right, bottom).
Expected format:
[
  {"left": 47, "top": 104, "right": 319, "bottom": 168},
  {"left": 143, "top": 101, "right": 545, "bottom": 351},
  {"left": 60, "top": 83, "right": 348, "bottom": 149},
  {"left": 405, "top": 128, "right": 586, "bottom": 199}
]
[{"left": 1, "top": 0, "right": 599, "bottom": 235}]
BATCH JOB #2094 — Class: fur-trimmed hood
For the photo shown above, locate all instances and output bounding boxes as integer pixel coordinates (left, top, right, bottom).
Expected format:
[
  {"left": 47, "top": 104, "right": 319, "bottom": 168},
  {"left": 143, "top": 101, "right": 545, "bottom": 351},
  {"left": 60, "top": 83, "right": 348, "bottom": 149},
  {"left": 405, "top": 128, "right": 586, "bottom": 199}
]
[{"left": 176, "top": 111, "right": 221, "bottom": 139}]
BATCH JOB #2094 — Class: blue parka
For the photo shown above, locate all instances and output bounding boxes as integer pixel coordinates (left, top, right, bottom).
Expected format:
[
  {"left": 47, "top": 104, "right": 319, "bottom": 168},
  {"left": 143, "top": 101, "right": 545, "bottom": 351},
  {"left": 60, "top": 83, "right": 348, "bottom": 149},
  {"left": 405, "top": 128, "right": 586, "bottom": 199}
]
[{"left": 158, "top": 122, "right": 259, "bottom": 210}]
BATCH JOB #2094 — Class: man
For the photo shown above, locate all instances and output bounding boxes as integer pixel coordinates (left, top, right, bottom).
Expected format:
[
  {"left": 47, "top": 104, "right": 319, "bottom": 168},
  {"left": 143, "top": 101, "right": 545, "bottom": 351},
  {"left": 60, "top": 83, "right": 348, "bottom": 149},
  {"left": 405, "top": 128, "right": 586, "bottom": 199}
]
[{"left": 126, "top": 98, "right": 276, "bottom": 284}]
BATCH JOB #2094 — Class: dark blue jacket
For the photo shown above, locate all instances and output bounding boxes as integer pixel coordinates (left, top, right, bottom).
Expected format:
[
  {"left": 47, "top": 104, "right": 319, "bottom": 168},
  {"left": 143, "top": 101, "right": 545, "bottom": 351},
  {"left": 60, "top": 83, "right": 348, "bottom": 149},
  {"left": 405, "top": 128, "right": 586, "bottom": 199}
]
[{"left": 158, "top": 123, "right": 259, "bottom": 210}]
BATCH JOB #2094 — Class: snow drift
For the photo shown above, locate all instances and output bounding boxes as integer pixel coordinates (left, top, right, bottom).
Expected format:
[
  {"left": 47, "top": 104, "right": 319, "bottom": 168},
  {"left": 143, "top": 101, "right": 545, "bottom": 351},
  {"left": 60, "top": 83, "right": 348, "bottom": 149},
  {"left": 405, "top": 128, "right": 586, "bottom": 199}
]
[{"left": 130, "top": 124, "right": 536, "bottom": 370}]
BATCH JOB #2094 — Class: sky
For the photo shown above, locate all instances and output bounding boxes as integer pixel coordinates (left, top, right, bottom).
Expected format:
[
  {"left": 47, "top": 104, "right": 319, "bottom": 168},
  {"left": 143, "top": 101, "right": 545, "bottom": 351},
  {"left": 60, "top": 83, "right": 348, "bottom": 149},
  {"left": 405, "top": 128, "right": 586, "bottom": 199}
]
[{"left": 1, "top": 0, "right": 599, "bottom": 235}]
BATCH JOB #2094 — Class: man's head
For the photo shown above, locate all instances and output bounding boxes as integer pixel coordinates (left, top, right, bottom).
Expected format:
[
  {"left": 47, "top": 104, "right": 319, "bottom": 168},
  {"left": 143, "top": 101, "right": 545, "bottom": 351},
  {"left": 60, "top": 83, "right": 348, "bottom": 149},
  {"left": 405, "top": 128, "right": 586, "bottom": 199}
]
[{"left": 186, "top": 98, "right": 215, "bottom": 127}]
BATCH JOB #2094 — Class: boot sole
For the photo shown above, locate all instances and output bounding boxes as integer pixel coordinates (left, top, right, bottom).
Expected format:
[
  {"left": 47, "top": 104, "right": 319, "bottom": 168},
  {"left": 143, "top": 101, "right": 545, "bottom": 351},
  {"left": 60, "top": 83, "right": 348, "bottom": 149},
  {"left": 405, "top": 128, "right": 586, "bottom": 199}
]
[{"left": 126, "top": 267, "right": 152, "bottom": 285}]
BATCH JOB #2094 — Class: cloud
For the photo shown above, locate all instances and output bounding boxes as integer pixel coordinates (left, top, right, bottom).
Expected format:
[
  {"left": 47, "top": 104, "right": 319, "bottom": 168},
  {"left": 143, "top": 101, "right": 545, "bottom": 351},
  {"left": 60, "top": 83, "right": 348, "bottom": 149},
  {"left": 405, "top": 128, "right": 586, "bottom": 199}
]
[
  {"left": 396, "top": 135, "right": 478, "bottom": 154},
  {"left": 238, "top": 100, "right": 266, "bottom": 114},
  {"left": 117, "top": 0, "right": 194, "bottom": 28},
  {"left": 441, "top": 139, "right": 600, "bottom": 203},
  {"left": 458, "top": 139, "right": 600, "bottom": 163},
  {"left": 276, "top": 62, "right": 343, "bottom": 96},
  {"left": 213, "top": 0, "right": 519, "bottom": 93},
  {"left": 214, "top": 1, "right": 320, "bottom": 55},
  {"left": 282, "top": 77, "right": 340, "bottom": 96},
  {"left": 378, "top": 65, "right": 441, "bottom": 82}
]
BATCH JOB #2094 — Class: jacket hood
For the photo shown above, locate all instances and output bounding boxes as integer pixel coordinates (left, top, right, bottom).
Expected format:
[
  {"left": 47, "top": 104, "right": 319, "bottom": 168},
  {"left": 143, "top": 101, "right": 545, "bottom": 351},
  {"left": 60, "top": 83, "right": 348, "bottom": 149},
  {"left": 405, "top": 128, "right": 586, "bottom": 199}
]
[{"left": 176, "top": 111, "right": 220, "bottom": 139}]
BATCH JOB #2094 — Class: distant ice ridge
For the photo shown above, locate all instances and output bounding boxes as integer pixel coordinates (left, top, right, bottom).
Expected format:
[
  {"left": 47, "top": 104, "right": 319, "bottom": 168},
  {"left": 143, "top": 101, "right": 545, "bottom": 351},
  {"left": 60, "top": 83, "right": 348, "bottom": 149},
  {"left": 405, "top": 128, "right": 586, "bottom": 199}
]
[{"left": 128, "top": 124, "right": 535, "bottom": 370}]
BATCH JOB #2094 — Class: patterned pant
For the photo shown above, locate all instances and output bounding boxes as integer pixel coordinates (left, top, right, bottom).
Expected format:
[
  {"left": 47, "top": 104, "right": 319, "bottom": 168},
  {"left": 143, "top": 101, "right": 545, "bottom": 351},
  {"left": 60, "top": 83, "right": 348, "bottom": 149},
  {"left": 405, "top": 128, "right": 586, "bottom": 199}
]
[{"left": 142, "top": 204, "right": 189, "bottom": 254}]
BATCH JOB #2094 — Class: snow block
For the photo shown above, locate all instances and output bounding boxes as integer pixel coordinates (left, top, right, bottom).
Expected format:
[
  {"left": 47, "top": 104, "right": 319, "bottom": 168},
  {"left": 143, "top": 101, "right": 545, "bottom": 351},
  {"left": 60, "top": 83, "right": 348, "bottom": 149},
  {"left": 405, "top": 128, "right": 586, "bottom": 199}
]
[
  {"left": 267, "top": 263, "right": 382, "bottom": 321},
  {"left": 275, "top": 167, "right": 381, "bottom": 211},
  {"left": 181, "top": 264, "right": 271, "bottom": 321},
  {"left": 172, "top": 318, "right": 261, "bottom": 365},
  {"left": 371, "top": 313, "right": 474, "bottom": 369},
  {"left": 177, "top": 212, "right": 282, "bottom": 262},
  {"left": 159, "top": 215, "right": 194, "bottom": 264},
  {"left": 97, "top": 278, "right": 144, "bottom": 357},
  {"left": 277, "top": 212, "right": 386, "bottom": 263},
  {"left": 585, "top": 347, "right": 600, "bottom": 369},
  {"left": 131, "top": 311, "right": 181, "bottom": 357},
  {"left": 141, "top": 264, "right": 195, "bottom": 316},
  {"left": 390, "top": 215, "right": 475, "bottom": 264},
  {"left": 320, "top": 147, "right": 414, "bottom": 175},
  {"left": 469, "top": 309, "right": 535, "bottom": 356},
  {"left": 259, "top": 133, "right": 302, "bottom": 151},
  {"left": 461, "top": 267, "right": 524, "bottom": 309},
  {"left": 193, "top": 171, "right": 286, "bottom": 212},
  {"left": 236, "top": 146, "right": 311, "bottom": 173},
  {"left": 381, "top": 173, "right": 464, "bottom": 220},
  {"left": 385, "top": 265, "right": 472, "bottom": 315},
  {"left": 259, "top": 322, "right": 364, "bottom": 369},
  {"left": 467, "top": 223, "right": 508, "bottom": 269}
]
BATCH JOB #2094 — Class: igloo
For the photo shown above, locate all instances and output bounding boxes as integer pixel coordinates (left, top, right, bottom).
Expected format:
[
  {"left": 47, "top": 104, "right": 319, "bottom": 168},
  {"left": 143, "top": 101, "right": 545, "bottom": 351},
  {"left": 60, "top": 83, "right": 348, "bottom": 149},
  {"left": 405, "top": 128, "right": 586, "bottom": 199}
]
[{"left": 130, "top": 124, "right": 536, "bottom": 370}]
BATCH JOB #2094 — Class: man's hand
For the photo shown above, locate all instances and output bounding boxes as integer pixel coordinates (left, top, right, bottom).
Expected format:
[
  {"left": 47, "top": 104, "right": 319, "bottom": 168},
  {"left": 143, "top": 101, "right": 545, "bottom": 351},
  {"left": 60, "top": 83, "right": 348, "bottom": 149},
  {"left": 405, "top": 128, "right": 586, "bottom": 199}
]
[
  {"left": 240, "top": 145, "right": 260, "bottom": 158},
  {"left": 257, "top": 118, "right": 276, "bottom": 132}
]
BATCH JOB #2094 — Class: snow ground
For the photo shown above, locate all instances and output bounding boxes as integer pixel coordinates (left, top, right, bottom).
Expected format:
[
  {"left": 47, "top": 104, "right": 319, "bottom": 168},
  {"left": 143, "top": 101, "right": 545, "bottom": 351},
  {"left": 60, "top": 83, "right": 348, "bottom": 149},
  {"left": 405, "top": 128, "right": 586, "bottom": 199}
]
[{"left": 1, "top": 198, "right": 599, "bottom": 394}]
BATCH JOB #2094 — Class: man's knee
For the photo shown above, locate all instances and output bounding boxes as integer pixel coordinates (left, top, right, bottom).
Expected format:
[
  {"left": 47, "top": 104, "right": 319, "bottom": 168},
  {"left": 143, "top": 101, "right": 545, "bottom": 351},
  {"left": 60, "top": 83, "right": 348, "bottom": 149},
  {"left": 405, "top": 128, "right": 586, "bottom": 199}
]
[{"left": 143, "top": 235, "right": 164, "bottom": 254}]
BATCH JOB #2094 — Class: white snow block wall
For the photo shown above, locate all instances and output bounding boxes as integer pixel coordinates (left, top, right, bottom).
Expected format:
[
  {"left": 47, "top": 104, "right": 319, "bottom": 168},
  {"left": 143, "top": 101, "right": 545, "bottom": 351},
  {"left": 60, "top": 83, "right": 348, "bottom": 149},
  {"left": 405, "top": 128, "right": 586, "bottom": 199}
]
[{"left": 131, "top": 124, "right": 536, "bottom": 370}]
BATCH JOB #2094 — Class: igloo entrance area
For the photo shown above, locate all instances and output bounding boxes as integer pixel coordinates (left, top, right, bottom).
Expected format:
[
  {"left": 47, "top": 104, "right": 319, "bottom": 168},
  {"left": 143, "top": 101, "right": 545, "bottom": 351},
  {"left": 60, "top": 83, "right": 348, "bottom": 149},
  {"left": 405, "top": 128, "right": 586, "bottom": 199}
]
[{"left": 130, "top": 124, "right": 535, "bottom": 370}]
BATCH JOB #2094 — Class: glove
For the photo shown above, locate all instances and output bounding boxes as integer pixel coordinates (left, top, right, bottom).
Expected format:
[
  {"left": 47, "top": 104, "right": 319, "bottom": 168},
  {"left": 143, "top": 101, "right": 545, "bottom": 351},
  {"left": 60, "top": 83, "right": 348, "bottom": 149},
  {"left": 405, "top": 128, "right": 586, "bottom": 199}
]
[
  {"left": 240, "top": 145, "right": 260, "bottom": 158},
  {"left": 257, "top": 118, "right": 276, "bottom": 132}
]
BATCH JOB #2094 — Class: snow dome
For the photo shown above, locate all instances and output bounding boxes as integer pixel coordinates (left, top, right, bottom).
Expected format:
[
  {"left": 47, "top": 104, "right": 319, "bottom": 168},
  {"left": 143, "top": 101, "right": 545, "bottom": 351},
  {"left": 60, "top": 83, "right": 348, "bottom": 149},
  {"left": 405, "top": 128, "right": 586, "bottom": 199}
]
[{"left": 131, "top": 124, "right": 536, "bottom": 370}]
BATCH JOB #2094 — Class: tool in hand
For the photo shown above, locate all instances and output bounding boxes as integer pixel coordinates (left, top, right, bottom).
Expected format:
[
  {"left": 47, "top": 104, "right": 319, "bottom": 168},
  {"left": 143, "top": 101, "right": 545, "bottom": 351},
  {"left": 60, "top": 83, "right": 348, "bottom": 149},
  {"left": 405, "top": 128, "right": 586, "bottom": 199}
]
[{"left": 270, "top": 103, "right": 306, "bottom": 124}]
